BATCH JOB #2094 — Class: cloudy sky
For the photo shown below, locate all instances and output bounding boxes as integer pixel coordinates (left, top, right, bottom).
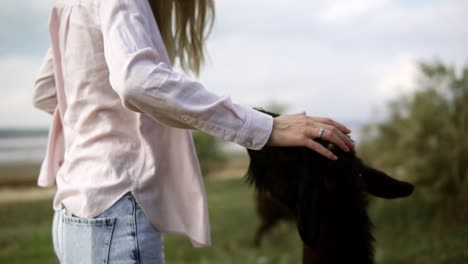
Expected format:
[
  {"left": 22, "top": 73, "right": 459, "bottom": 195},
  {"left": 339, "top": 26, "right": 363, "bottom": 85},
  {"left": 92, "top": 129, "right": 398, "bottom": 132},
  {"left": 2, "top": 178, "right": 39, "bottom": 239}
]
[{"left": 1, "top": 0, "right": 467, "bottom": 128}]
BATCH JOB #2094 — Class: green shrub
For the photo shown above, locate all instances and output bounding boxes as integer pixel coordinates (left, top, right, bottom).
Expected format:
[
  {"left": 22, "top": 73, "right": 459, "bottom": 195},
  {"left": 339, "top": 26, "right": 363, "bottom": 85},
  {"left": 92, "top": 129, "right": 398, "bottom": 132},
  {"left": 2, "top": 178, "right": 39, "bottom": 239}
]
[
  {"left": 359, "top": 61, "right": 468, "bottom": 201},
  {"left": 192, "top": 131, "right": 227, "bottom": 176}
]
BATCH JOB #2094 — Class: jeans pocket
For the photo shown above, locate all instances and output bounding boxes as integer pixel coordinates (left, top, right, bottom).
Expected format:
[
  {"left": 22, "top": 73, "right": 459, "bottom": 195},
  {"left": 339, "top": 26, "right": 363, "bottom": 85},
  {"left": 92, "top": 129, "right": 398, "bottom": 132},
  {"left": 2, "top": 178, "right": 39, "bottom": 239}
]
[{"left": 61, "top": 213, "right": 116, "bottom": 264}]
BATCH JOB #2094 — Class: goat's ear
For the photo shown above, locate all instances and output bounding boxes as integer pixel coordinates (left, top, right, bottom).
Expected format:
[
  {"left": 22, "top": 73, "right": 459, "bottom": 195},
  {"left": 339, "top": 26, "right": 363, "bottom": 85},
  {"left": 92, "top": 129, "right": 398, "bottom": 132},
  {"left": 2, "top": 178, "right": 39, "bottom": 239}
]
[
  {"left": 361, "top": 166, "right": 414, "bottom": 199},
  {"left": 296, "top": 175, "right": 321, "bottom": 248}
]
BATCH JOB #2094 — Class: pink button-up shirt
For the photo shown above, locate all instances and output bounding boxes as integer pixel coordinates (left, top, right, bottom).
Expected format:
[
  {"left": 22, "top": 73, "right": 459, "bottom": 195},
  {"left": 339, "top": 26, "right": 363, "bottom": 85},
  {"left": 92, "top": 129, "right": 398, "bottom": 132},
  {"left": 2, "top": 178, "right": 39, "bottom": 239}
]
[{"left": 33, "top": 0, "right": 273, "bottom": 247}]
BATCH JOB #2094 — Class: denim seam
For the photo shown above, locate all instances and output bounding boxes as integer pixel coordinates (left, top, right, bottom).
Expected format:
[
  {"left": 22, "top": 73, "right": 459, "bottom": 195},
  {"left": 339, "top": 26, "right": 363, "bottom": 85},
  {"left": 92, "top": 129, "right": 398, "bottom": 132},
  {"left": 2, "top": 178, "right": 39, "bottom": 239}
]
[
  {"left": 62, "top": 216, "right": 114, "bottom": 225},
  {"left": 103, "top": 218, "right": 116, "bottom": 264},
  {"left": 131, "top": 197, "right": 141, "bottom": 264}
]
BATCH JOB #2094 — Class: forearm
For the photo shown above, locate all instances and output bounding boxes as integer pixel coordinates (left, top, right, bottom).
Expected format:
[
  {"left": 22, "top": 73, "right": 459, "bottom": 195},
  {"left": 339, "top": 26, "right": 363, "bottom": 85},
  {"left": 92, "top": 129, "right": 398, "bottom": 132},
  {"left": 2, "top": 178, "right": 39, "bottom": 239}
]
[{"left": 114, "top": 56, "right": 273, "bottom": 149}]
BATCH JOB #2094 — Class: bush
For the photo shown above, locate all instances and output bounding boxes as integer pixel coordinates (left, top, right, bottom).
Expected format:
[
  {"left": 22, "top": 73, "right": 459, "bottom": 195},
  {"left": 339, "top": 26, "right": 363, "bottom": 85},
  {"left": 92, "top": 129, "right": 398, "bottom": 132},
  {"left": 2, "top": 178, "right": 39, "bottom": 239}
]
[
  {"left": 359, "top": 61, "right": 468, "bottom": 201},
  {"left": 192, "top": 131, "right": 227, "bottom": 176}
]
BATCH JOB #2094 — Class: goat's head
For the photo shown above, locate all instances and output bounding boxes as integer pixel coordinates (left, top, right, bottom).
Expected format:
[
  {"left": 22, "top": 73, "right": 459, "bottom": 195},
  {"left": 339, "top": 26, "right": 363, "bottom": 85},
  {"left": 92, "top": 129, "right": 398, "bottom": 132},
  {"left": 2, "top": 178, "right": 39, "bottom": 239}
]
[{"left": 245, "top": 109, "right": 414, "bottom": 249}]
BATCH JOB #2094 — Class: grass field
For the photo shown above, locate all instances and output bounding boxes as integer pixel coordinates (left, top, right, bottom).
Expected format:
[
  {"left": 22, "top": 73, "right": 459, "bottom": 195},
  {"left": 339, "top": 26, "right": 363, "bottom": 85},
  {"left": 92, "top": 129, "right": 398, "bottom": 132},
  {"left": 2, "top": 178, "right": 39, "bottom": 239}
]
[{"left": 1, "top": 177, "right": 467, "bottom": 264}]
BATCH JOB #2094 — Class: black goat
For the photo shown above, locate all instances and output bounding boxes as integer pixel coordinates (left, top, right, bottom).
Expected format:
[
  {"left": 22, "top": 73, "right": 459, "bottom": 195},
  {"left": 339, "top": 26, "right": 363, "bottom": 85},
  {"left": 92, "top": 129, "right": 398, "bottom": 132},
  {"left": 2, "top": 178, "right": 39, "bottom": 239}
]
[{"left": 245, "top": 110, "right": 414, "bottom": 264}]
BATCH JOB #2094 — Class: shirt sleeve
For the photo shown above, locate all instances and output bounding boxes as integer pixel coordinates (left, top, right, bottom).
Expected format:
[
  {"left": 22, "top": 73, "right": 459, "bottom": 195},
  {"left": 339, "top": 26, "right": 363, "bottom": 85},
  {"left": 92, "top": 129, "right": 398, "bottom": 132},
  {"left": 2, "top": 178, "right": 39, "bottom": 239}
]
[
  {"left": 99, "top": 0, "right": 273, "bottom": 150},
  {"left": 33, "top": 48, "right": 57, "bottom": 115}
]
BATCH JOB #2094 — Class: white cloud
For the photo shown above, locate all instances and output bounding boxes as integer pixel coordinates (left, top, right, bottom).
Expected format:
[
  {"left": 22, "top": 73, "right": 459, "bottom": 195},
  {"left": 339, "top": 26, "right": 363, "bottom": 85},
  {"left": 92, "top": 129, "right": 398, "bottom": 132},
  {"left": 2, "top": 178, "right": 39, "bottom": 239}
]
[
  {"left": 0, "top": 56, "right": 40, "bottom": 98},
  {"left": 0, "top": 0, "right": 53, "bottom": 56},
  {"left": 0, "top": 0, "right": 55, "bottom": 14},
  {"left": 0, "top": 0, "right": 467, "bottom": 128},
  {"left": 198, "top": 0, "right": 468, "bottom": 121},
  {"left": 0, "top": 55, "right": 52, "bottom": 127},
  {"left": 319, "top": 0, "right": 389, "bottom": 24},
  {"left": 375, "top": 54, "right": 421, "bottom": 98}
]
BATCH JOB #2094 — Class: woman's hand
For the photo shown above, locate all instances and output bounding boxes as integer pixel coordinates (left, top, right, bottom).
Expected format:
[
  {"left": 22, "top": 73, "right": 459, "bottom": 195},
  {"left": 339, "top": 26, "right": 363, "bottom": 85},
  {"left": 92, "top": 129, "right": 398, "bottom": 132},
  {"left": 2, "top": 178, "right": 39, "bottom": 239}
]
[{"left": 266, "top": 112, "right": 355, "bottom": 160}]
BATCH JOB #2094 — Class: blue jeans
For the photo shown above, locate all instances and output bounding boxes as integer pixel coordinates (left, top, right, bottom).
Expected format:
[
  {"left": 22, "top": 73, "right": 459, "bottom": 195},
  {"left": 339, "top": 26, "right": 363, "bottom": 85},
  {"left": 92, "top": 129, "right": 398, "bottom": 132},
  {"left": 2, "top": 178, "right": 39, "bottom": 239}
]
[{"left": 52, "top": 193, "right": 165, "bottom": 263}]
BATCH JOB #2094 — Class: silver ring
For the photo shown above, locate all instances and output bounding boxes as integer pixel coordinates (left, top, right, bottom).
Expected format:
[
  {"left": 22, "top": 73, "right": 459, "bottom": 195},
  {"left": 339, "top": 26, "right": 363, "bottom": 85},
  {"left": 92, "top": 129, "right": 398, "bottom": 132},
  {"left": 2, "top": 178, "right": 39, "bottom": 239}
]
[{"left": 319, "top": 128, "right": 325, "bottom": 139}]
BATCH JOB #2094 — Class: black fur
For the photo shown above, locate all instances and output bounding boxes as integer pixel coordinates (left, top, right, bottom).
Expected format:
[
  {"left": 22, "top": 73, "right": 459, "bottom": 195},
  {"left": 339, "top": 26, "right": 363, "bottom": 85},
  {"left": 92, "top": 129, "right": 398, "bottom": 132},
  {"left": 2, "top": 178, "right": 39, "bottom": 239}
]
[{"left": 245, "top": 109, "right": 414, "bottom": 263}]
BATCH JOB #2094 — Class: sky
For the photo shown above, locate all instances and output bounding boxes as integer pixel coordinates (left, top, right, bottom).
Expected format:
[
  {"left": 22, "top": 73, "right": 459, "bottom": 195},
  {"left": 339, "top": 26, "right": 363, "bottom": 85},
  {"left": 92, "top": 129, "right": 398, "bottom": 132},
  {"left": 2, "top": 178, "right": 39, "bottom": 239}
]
[{"left": 0, "top": 0, "right": 467, "bottom": 128}]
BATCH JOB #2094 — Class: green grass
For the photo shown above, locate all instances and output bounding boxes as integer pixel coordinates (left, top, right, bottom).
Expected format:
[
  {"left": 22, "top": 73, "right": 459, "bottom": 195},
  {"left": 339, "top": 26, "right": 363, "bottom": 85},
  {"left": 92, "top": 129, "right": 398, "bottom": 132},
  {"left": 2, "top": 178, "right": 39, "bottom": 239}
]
[
  {"left": 1, "top": 178, "right": 467, "bottom": 263},
  {"left": 371, "top": 196, "right": 468, "bottom": 264},
  {"left": 163, "top": 179, "right": 302, "bottom": 264},
  {"left": 0, "top": 199, "right": 57, "bottom": 264}
]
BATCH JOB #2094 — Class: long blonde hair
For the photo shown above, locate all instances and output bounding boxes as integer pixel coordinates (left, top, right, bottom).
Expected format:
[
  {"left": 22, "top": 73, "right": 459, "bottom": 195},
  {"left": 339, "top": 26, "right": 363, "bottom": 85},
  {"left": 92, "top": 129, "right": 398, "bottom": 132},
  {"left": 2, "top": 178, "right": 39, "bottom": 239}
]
[{"left": 149, "top": 0, "right": 215, "bottom": 76}]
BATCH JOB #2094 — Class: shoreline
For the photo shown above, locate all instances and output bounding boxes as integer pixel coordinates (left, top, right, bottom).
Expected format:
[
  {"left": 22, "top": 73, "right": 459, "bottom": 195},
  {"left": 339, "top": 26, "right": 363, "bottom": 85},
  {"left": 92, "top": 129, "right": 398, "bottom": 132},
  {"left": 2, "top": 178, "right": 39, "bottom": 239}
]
[{"left": 0, "top": 163, "right": 41, "bottom": 187}]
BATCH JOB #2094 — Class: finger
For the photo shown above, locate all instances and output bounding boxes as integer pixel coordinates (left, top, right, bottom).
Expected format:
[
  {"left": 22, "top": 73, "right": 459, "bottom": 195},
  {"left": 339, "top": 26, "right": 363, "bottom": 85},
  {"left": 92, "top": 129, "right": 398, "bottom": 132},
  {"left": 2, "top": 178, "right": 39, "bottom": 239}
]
[
  {"left": 321, "top": 128, "right": 350, "bottom": 152},
  {"left": 323, "top": 125, "right": 355, "bottom": 149},
  {"left": 310, "top": 117, "right": 351, "bottom": 134},
  {"left": 304, "top": 127, "right": 348, "bottom": 152},
  {"left": 304, "top": 125, "right": 354, "bottom": 153},
  {"left": 305, "top": 139, "right": 338, "bottom": 160}
]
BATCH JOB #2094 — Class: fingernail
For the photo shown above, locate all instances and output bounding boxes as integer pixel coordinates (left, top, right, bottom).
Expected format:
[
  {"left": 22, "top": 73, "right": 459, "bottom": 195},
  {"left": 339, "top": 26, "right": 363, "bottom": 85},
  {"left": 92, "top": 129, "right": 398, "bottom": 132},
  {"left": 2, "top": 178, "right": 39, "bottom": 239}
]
[{"left": 333, "top": 155, "right": 338, "bottom": 160}]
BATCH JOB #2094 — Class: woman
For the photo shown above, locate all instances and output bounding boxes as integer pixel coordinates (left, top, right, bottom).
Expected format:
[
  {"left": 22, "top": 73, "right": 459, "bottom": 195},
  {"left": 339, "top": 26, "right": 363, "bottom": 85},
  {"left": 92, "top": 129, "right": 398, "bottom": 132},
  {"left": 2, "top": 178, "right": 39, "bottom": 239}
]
[{"left": 33, "top": 0, "right": 354, "bottom": 263}]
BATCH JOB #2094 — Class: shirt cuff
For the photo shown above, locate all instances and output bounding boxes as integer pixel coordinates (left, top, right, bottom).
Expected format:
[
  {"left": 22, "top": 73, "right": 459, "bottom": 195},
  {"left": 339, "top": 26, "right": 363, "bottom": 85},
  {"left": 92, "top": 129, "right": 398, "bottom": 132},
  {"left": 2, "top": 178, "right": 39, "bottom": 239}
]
[{"left": 237, "top": 107, "right": 274, "bottom": 150}]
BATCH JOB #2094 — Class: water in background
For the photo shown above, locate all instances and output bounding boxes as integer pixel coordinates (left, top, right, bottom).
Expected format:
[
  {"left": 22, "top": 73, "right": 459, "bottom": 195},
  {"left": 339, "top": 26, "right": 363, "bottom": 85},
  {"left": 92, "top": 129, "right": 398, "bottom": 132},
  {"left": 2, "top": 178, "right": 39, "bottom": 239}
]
[{"left": 0, "top": 129, "right": 48, "bottom": 164}]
